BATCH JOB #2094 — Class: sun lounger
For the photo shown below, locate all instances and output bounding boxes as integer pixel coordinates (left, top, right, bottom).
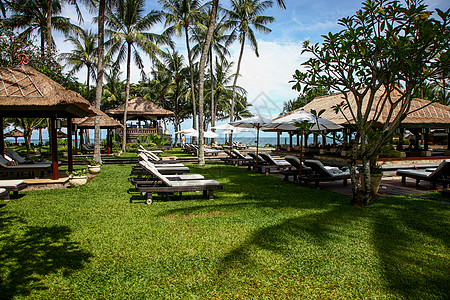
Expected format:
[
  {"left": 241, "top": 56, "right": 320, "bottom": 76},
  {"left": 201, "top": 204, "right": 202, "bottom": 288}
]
[
  {"left": 0, "top": 157, "right": 51, "bottom": 178},
  {"left": 131, "top": 159, "right": 190, "bottom": 177},
  {"left": 0, "top": 180, "right": 28, "bottom": 200},
  {"left": 139, "top": 146, "right": 178, "bottom": 162},
  {"left": 131, "top": 160, "right": 205, "bottom": 185},
  {"left": 280, "top": 155, "right": 312, "bottom": 182},
  {"left": 220, "top": 149, "right": 252, "bottom": 166},
  {"left": 247, "top": 152, "right": 281, "bottom": 174},
  {"left": 0, "top": 188, "right": 8, "bottom": 200},
  {"left": 301, "top": 159, "right": 351, "bottom": 187},
  {"left": 396, "top": 159, "right": 450, "bottom": 188},
  {"left": 138, "top": 149, "right": 180, "bottom": 164},
  {"left": 133, "top": 163, "right": 223, "bottom": 204},
  {"left": 259, "top": 153, "right": 291, "bottom": 168}
]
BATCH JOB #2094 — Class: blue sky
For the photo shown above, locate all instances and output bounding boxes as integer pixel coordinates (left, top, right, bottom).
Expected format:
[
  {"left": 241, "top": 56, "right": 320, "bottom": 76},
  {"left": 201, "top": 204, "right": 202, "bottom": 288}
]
[{"left": 13, "top": 0, "right": 450, "bottom": 140}]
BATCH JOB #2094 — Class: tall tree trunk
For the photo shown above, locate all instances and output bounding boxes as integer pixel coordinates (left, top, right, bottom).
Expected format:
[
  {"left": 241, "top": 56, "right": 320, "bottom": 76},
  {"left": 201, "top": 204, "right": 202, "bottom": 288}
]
[
  {"left": 210, "top": 47, "right": 215, "bottom": 144},
  {"left": 197, "top": 0, "right": 218, "bottom": 166},
  {"left": 46, "top": 0, "right": 52, "bottom": 59},
  {"left": 122, "top": 42, "right": 132, "bottom": 152},
  {"left": 185, "top": 26, "right": 197, "bottom": 142},
  {"left": 40, "top": 30, "right": 45, "bottom": 58},
  {"left": 87, "top": 66, "right": 90, "bottom": 95},
  {"left": 94, "top": 0, "right": 105, "bottom": 162},
  {"left": 230, "top": 36, "right": 246, "bottom": 122}
]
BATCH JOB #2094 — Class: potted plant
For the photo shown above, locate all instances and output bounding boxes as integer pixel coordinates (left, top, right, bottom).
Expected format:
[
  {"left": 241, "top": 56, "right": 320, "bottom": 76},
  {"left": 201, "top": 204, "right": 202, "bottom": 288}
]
[
  {"left": 87, "top": 157, "right": 102, "bottom": 174},
  {"left": 67, "top": 168, "right": 89, "bottom": 187}
]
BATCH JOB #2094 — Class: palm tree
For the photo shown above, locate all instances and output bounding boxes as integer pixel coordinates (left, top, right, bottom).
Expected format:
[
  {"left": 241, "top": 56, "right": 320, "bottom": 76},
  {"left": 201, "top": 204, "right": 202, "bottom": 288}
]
[
  {"left": 106, "top": 0, "right": 170, "bottom": 152},
  {"left": 195, "top": 0, "right": 219, "bottom": 165},
  {"left": 60, "top": 29, "right": 97, "bottom": 98},
  {"left": 191, "top": 9, "right": 232, "bottom": 139},
  {"left": 45, "top": 0, "right": 82, "bottom": 58},
  {"left": 159, "top": 0, "right": 203, "bottom": 141},
  {"left": 5, "top": 0, "right": 79, "bottom": 58},
  {"left": 227, "top": 0, "right": 274, "bottom": 122},
  {"left": 158, "top": 50, "right": 190, "bottom": 146},
  {"left": 1, "top": 0, "right": 8, "bottom": 17},
  {"left": 102, "top": 68, "right": 125, "bottom": 111}
]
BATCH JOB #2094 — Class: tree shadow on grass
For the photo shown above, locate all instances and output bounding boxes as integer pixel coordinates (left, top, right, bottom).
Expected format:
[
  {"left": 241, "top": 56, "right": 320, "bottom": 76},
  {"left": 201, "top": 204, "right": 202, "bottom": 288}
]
[
  {"left": 371, "top": 196, "right": 450, "bottom": 299},
  {"left": 0, "top": 211, "right": 92, "bottom": 299}
]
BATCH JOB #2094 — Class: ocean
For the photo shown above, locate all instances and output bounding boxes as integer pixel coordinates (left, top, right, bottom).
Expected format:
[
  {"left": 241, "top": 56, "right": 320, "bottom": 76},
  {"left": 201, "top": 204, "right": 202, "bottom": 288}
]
[{"left": 8, "top": 134, "right": 336, "bottom": 147}]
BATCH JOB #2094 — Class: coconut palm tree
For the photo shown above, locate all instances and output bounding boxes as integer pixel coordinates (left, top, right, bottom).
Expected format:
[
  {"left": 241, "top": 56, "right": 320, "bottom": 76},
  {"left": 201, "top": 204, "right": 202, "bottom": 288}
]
[
  {"left": 159, "top": 0, "right": 203, "bottom": 140},
  {"left": 191, "top": 9, "right": 233, "bottom": 138},
  {"left": 45, "top": 0, "right": 82, "bottom": 58},
  {"left": 1, "top": 0, "right": 8, "bottom": 17},
  {"left": 106, "top": 0, "right": 170, "bottom": 152},
  {"left": 5, "top": 0, "right": 79, "bottom": 58},
  {"left": 227, "top": 0, "right": 274, "bottom": 122},
  {"left": 60, "top": 29, "right": 97, "bottom": 99}
]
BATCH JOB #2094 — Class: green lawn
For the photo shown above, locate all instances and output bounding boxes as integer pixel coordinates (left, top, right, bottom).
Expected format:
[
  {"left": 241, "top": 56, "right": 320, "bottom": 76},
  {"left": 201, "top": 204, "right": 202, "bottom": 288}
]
[{"left": 0, "top": 163, "right": 448, "bottom": 299}]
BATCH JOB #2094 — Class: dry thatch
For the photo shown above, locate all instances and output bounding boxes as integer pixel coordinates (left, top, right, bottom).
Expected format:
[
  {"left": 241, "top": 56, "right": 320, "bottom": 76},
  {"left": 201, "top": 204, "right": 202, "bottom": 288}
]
[
  {"left": 72, "top": 107, "right": 123, "bottom": 129},
  {"left": 0, "top": 65, "right": 94, "bottom": 118},
  {"left": 4, "top": 128, "right": 24, "bottom": 137},
  {"left": 106, "top": 97, "right": 174, "bottom": 120},
  {"left": 279, "top": 87, "right": 450, "bottom": 128}
]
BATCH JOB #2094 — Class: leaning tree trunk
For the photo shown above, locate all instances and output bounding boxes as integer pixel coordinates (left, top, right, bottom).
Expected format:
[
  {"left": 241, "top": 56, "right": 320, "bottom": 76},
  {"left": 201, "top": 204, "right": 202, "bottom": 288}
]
[
  {"left": 94, "top": 0, "right": 105, "bottom": 163},
  {"left": 197, "top": 0, "right": 219, "bottom": 166},
  {"left": 122, "top": 42, "right": 132, "bottom": 152},
  {"left": 230, "top": 36, "right": 246, "bottom": 122},
  {"left": 185, "top": 27, "right": 197, "bottom": 143},
  {"left": 210, "top": 47, "right": 216, "bottom": 144}
]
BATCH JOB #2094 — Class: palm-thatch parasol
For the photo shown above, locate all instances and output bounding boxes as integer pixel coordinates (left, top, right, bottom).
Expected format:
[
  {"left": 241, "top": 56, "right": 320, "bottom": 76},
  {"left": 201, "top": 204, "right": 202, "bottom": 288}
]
[
  {"left": 4, "top": 128, "right": 24, "bottom": 144},
  {"left": 0, "top": 64, "right": 95, "bottom": 179}
]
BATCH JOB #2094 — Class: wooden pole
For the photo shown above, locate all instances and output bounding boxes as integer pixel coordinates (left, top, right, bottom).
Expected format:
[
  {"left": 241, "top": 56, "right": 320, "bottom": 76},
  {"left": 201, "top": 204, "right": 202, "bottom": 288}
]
[
  {"left": 0, "top": 116, "right": 4, "bottom": 155},
  {"left": 50, "top": 116, "right": 59, "bottom": 180},
  {"left": 67, "top": 118, "right": 73, "bottom": 174}
]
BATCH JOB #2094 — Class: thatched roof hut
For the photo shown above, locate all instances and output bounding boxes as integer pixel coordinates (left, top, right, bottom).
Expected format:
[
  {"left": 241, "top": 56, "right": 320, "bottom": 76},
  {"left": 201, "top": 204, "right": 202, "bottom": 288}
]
[
  {"left": 71, "top": 107, "right": 123, "bottom": 129},
  {"left": 4, "top": 128, "right": 24, "bottom": 137},
  {"left": 106, "top": 97, "right": 174, "bottom": 120},
  {"left": 280, "top": 87, "right": 450, "bottom": 129},
  {"left": 0, "top": 65, "right": 94, "bottom": 118}
]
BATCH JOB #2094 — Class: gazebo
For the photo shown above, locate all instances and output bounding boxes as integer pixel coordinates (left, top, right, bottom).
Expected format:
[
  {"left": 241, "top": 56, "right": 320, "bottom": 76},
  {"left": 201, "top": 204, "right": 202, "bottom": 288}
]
[
  {"left": 4, "top": 128, "right": 24, "bottom": 144},
  {"left": 70, "top": 107, "right": 123, "bottom": 154},
  {"left": 274, "top": 87, "right": 450, "bottom": 156},
  {"left": 106, "top": 97, "right": 174, "bottom": 144},
  {"left": 0, "top": 64, "right": 94, "bottom": 179}
]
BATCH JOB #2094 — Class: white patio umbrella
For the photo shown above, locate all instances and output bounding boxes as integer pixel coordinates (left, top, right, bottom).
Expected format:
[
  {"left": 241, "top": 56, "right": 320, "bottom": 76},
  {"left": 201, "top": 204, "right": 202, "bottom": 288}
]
[
  {"left": 263, "top": 110, "right": 343, "bottom": 131},
  {"left": 175, "top": 127, "right": 198, "bottom": 136},
  {"left": 212, "top": 123, "right": 254, "bottom": 147},
  {"left": 230, "top": 115, "right": 272, "bottom": 164},
  {"left": 263, "top": 110, "right": 343, "bottom": 175}
]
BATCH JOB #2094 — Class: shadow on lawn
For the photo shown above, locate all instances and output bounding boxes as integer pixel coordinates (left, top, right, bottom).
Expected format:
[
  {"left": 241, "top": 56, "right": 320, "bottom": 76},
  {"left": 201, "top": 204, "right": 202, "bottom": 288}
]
[
  {"left": 371, "top": 196, "right": 450, "bottom": 299},
  {"left": 0, "top": 211, "right": 91, "bottom": 299},
  {"left": 157, "top": 165, "right": 449, "bottom": 298}
]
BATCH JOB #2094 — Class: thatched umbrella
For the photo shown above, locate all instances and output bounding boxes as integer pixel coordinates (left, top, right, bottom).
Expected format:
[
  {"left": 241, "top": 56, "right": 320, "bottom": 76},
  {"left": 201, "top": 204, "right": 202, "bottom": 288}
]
[
  {"left": 0, "top": 64, "right": 94, "bottom": 179},
  {"left": 70, "top": 107, "right": 123, "bottom": 154},
  {"left": 57, "top": 130, "right": 67, "bottom": 138},
  {"left": 5, "top": 128, "right": 24, "bottom": 144}
]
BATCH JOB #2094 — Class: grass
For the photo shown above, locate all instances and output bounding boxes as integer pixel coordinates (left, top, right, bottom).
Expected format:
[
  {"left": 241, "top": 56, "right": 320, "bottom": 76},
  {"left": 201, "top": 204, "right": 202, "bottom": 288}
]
[{"left": 0, "top": 163, "right": 449, "bottom": 299}]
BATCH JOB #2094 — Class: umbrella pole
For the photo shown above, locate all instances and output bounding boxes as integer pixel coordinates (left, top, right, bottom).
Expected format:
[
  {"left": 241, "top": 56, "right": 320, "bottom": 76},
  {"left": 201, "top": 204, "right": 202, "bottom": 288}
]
[
  {"left": 299, "top": 130, "right": 303, "bottom": 178},
  {"left": 256, "top": 127, "right": 259, "bottom": 165},
  {"left": 229, "top": 131, "right": 233, "bottom": 152}
]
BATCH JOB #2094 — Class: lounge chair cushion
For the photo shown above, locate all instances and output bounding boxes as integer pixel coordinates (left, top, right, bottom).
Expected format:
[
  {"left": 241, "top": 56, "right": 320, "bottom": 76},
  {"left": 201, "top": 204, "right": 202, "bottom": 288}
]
[
  {"left": 143, "top": 162, "right": 173, "bottom": 187},
  {"left": 4, "top": 150, "right": 26, "bottom": 163},
  {"left": 0, "top": 188, "right": 7, "bottom": 199}
]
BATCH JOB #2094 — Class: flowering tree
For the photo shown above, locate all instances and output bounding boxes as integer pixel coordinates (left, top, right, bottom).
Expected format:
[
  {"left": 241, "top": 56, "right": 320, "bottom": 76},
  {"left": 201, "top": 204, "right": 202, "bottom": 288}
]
[{"left": 292, "top": 0, "right": 450, "bottom": 205}]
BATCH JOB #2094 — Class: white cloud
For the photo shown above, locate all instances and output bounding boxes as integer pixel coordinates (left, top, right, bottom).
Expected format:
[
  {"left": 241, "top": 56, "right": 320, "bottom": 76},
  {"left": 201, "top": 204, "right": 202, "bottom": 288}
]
[{"left": 228, "top": 40, "right": 309, "bottom": 118}]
